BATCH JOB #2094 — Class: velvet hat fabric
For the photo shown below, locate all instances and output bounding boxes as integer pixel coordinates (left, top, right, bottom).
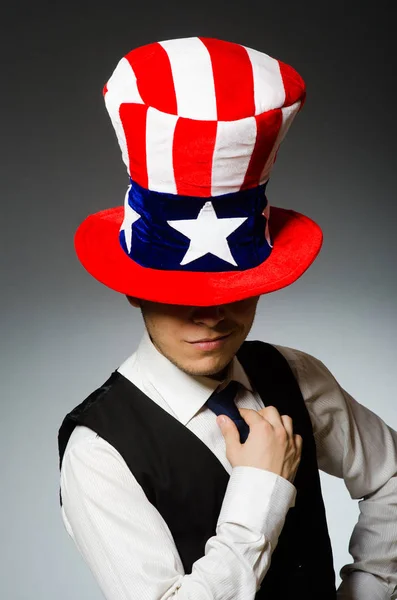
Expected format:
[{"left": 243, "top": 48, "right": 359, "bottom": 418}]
[{"left": 74, "top": 36, "right": 323, "bottom": 306}]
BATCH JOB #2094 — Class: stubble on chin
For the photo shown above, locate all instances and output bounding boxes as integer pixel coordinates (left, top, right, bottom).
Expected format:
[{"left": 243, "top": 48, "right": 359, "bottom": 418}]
[
  {"left": 173, "top": 356, "right": 232, "bottom": 379},
  {"left": 155, "top": 340, "right": 233, "bottom": 379}
]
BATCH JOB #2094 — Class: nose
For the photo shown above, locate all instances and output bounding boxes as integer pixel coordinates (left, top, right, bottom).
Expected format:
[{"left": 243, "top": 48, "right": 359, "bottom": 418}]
[{"left": 191, "top": 305, "right": 225, "bottom": 327}]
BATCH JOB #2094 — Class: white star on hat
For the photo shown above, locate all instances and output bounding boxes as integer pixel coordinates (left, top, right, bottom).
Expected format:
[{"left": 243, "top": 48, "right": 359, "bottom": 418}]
[
  {"left": 167, "top": 201, "right": 247, "bottom": 266},
  {"left": 120, "top": 185, "right": 141, "bottom": 253}
]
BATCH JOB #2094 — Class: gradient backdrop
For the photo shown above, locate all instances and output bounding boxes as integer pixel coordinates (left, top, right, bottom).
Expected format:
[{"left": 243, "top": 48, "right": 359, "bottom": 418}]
[{"left": 2, "top": 1, "right": 396, "bottom": 598}]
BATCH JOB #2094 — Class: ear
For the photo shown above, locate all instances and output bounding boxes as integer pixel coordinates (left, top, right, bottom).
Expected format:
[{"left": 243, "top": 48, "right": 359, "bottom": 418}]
[{"left": 126, "top": 295, "right": 141, "bottom": 308}]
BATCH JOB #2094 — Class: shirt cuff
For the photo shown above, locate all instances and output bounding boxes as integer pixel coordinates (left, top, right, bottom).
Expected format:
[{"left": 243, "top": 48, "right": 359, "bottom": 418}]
[{"left": 217, "top": 466, "right": 297, "bottom": 544}]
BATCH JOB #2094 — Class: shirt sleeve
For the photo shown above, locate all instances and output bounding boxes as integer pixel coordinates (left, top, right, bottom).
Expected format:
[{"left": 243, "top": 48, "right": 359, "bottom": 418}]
[
  {"left": 60, "top": 427, "right": 296, "bottom": 600},
  {"left": 275, "top": 345, "right": 397, "bottom": 600}
]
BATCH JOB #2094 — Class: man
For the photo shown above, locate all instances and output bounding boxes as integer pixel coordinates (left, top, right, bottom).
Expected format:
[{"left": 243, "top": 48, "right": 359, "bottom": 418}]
[{"left": 57, "top": 37, "right": 397, "bottom": 599}]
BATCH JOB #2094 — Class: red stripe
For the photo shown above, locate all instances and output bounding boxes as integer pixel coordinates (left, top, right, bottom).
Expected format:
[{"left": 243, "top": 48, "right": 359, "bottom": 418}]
[
  {"left": 125, "top": 42, "right": 177, "bottom": 115},
  {"left": 173, "top": 118, "right": 218, "bottom": 197},
  {"left": 278, "top": 60, "right": 306, "bottom": 108},
  {"left": 103, "top": 83, "right": 108, "bottom": 96},
  {"left": 241, "top": 109, "right": 282, "bottom": 190},
  {"left": 199, "top": 37, "right": 255, "bottom": 120},
  {"left": 119, "top": 103, "right": 149, "bottom": 189}
]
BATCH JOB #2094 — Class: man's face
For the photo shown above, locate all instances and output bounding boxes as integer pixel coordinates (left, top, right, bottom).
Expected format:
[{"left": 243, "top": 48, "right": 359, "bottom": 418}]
[{"left": 127, "top": 295, "right": 260, "bottom": 379}]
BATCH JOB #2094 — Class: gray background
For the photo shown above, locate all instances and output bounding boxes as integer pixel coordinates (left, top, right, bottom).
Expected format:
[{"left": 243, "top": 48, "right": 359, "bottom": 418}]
[{"left": 1, "top": 1, "right": 396, "bottom": 598}]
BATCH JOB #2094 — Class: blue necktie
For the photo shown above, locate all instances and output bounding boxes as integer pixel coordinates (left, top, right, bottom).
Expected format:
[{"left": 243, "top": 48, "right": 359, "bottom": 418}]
[{"left": 206, "top": 380, "right": 250, "bottom": 443}]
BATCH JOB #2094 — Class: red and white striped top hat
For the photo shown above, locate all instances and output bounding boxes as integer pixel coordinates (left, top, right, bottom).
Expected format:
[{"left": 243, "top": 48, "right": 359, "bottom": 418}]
[{"left": 75, "top": 36, "right": 322, "bottom": 305}]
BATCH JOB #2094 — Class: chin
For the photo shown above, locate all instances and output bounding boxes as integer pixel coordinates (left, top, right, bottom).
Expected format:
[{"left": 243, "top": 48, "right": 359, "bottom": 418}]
[{"left": 181, "top": 353, "right": 232, "bottom": 378}]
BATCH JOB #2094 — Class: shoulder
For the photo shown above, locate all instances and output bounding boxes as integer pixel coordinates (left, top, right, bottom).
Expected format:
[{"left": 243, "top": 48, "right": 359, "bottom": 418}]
[
  {"left": 62, "top": 424, "right": 100, "bottom": 461},
  {"left": 61, "top": 424, "right": 127, "bottom": 478},
  {"left": 244, "top": 339, "right": 326, "bottom": 369},
  {"left": 266, "top": 342, "right": 341, "bottom": 407},
  {"left": 251, "top": 341, "right": 331, "bottom": 382},
  {"left": 240, "top": 339, "right": 335, "bottom": 391},
  {"left": 60, "top": 424, "right": 149, "bottom": 515},
  {"left": 240, "top": 340, "right": 339, "bottom": 408},
  {"left": 64, "top": 423, "right": 99, "bottom": 452},
  {"left": 271, "top": 343, "right": 326, "bottom": 373}
]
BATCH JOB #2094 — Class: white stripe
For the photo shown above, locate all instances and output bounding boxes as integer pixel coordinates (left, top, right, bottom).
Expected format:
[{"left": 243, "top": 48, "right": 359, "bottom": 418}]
[
  {"left": 211, "top": 117, "right": 257, "bottom": 196},
  {"left": 159, "top": 37, "right": 217, "bottom": 120},
  {"left": 259, "top": 101, "right": 301, "bottom": 185},
  {"left": 104, "top": 57, "right": 144, "bottom": 171},
  {"left": 146, "top": 108, "right": 178, "bottom": 194},
  {"left": 243, "top": 46, "right": 285, "bottom": 115}
]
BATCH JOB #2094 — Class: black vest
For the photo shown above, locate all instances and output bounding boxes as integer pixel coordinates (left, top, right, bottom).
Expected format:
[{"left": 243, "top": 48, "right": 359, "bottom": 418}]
[{"left": 58, "top": 340, "right": 336, "bottom": 598}]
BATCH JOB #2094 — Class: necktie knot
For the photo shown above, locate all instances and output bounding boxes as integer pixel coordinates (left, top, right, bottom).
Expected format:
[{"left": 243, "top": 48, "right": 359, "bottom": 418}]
[{"left": 206, "top": 380, "right": 249, "bottom": 443}]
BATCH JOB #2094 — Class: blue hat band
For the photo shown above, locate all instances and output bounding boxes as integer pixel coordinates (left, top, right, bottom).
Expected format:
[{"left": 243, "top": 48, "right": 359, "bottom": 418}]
[{"left": 119, "top": 178, "right": 272, "bottom": 272}]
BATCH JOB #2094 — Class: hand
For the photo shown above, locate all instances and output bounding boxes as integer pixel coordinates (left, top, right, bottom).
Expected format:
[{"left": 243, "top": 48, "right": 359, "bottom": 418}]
[{"left": 217, "top": 406, "right": 302, "bottom": 483}]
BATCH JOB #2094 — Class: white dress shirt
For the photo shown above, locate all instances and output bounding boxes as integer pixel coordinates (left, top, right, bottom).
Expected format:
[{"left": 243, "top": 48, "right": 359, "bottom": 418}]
[{"left": 60, "top": 331, "right": 397, "bottom": 600}]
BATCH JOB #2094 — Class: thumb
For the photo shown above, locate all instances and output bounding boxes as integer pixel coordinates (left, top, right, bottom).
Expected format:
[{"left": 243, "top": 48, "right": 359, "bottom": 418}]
[{"left": 217, "top": 415, "right": 240, "bottom": 445}]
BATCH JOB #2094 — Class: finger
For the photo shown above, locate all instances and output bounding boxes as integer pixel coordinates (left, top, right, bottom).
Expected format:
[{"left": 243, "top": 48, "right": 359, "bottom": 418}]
[
  {"left": 280, "top": 414, "right": 294, "bottom": 437},
  {"left": 294, "top": 434, "right": 303, "bottom": 453},
  {"left": 238, "top": 407, "right": 268, "bottom": 425},
  {"left": 217, "top": 415, "right": 241, "bottom": 445},
  {"left": 258, "top": 405, "right": 284, "bottom": 428}
]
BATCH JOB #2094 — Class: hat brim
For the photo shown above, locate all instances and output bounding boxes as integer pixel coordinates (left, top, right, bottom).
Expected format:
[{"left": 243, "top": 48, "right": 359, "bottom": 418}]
[{"left": 74, "top": 206, "right": 322, "bottom": 306}]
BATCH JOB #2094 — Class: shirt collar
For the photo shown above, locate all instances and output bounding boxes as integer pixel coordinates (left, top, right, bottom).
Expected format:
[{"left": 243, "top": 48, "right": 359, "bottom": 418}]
[{"left": 130, "top": 330, "right": 252, "bottom": 426}]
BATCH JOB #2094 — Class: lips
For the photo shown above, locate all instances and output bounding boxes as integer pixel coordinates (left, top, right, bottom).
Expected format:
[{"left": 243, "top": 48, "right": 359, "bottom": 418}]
[{"left": 189, "top": 333, "right": 231, "bottom": 343}]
